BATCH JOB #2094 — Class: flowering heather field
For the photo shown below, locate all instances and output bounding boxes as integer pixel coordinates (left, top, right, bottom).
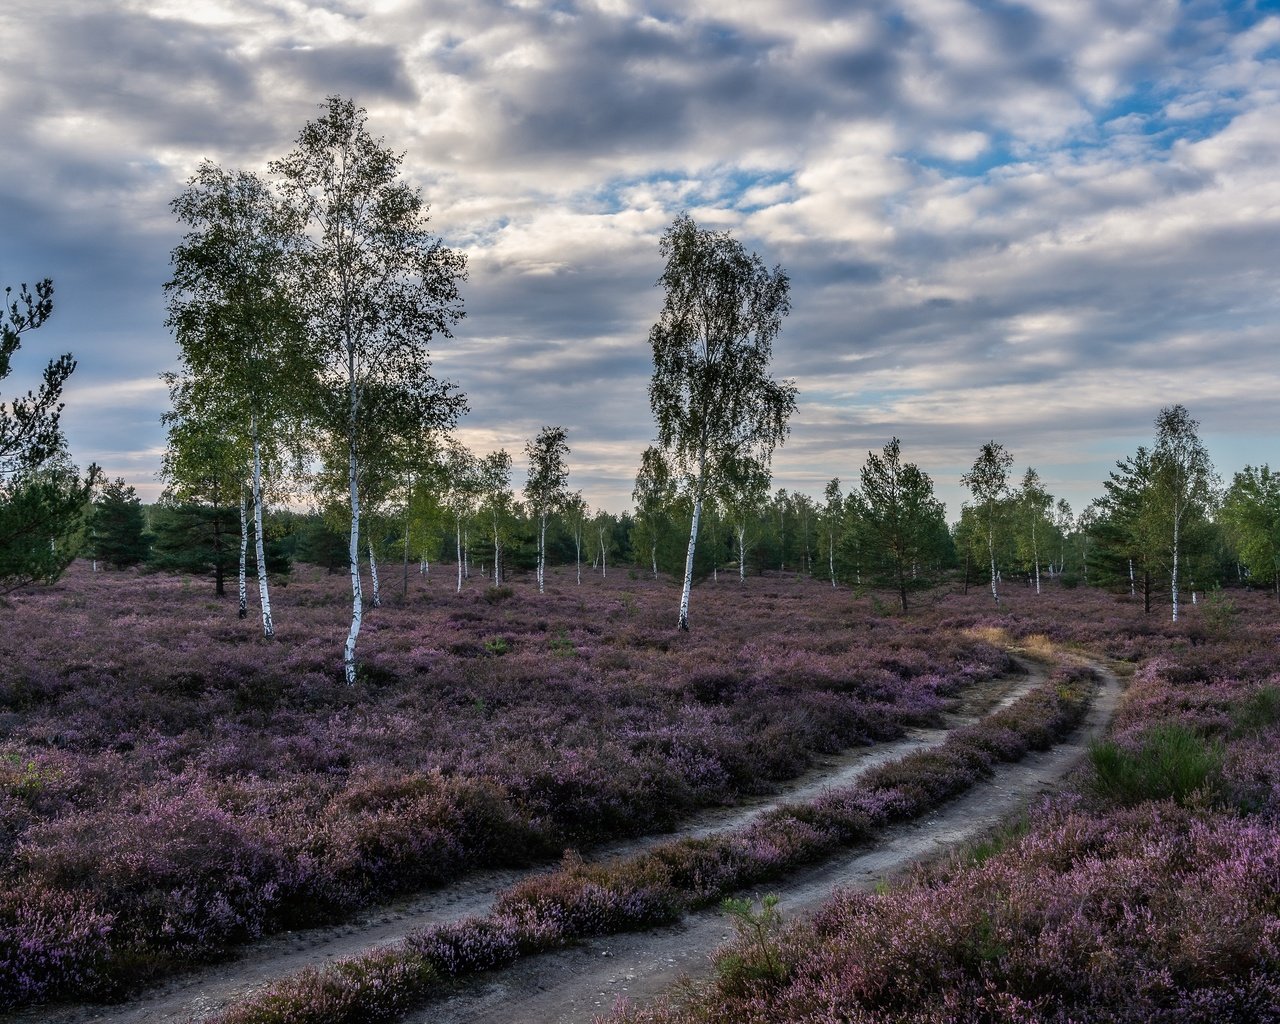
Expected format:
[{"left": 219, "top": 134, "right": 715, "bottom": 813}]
[
  {"left": 606, "top": 587, "right": 1280, "bottom": 1024},
  {"left": 0, "top": 561, "right": 1012, "bottom": 1008}
]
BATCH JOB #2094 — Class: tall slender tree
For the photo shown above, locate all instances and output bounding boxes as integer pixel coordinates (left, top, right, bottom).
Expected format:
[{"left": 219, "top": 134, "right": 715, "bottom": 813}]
[
  {"left": 479, "top": 450, "right": 515, "bottom": 586},
  {"left": 166, "top": 163, "right": 310, "bottom": 637},
  {"left": 524, "top": 425, "right": 570, "bottom": 593},
  {"left": 562, "top": 490, "right": 588, "bottom": 585},
  {"left": 647, "top": 213, "right": 797, "bottom": 630},
  {"left": 962, "top": 440, "right": 1013, "bottom": 605},
  {"left": 718, "top": 452, "right": 770, "bottom": 582},
  {"left": 822, "top": 478, "right": 843, "bottom": 588},
  {"left": 632, "top": 446, "right": 676, "bottom": 579},
  {"left": 1151, "top": 404, "right": 1216, "bottom": 623},
  {"left": 1014, "top": 467, "right": 1052, "bottom": 594},
  {"left": 273, "top": 96, "right": 466, "bottom": 683}
]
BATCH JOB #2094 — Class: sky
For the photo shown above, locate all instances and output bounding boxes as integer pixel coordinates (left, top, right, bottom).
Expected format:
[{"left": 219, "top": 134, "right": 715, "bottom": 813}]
[{"left": 1, "top": 0, "right": 1278, "bottom": 519}]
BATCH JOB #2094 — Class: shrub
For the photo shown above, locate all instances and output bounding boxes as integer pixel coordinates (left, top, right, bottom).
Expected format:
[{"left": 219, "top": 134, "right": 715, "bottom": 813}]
[{"left": 1090, "top": 723, "right": 1224, "bottom": 806}]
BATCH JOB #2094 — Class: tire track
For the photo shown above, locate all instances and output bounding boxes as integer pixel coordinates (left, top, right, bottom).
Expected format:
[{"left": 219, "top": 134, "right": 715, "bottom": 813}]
[{"left": 11, "top": 659, "right": 1050, "bottom": 1024}]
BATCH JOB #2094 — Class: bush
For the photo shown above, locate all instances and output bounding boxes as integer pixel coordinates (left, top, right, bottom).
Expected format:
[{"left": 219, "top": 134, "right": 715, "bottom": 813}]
[{"left": 1090, "top": 723, "right": 1224, "bottom": 806}]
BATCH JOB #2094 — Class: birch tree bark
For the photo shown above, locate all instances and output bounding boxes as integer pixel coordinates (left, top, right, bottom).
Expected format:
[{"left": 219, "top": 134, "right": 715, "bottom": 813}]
[
  {"left": 273, "top": 97, "right": 465, "bottom": 682},
  {"left": 962, "top": 441, "right": 1013, "bottom": 607},
  {"left": 647, "top": 215, "right": 796, "bottom": 632}
]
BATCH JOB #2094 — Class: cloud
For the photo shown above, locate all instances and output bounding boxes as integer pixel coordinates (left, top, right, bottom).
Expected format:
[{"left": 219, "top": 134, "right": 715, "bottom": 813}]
[{"left": 0, "top": 0, "right": 1275, "bottom": 515}]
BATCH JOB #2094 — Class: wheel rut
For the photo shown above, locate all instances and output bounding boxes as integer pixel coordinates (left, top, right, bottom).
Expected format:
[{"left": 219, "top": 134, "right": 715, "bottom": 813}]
[
  {"left": 416, "top": 659, "right": 1120, "bottom": 1024},
  {"left": 10, "top": 657, "right": 1064, "bottom": 1024}
]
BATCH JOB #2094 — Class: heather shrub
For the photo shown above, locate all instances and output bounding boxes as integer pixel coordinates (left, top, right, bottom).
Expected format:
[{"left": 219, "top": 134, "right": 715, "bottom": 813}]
[
  {"left": 405, "top": 915, "right": 522, "bottom": 976},
  {"left": 17, "top": 790, "right": 289, "bottom": 957},
  {"left": 0, "top": 887, "right": 114, "bottom": 1008},
  {"left": 490, "top": 855, "right": 681, "bottom": 940},
  {"left": 616, "top": 805, "right": 1280, "bottom": 1024},
  {"left": 1090, "top": 723, "right": 1224, "bottom": 806},
  {"left": 215, "top": 947, "right": 436, "bottom": 1024}
]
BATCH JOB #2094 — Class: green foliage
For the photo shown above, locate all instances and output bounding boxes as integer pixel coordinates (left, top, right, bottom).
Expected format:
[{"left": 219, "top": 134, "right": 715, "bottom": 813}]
[
  {"left": 482, "top": 636, "right": 510, "bottom": 656},
  {"left": 0, "top": 278, "right": 95, "bottom": 592},
  {"left": 647, "top": 213, "right": 797, "bottom": 629},
  {"left": 92, "top": 478, "right": 151, "bottom": 569},
  {"left": 856, "top": 437, "right": 946, "bottom": 611},
  {"left": 716, "top": 894, "right": 788, "bottom": 995},
  {"left": 1221, "top": 464, "right": 1280, "bottom": 593},
  {"left": 1201, "top": 586, "right": 1236, "bottom": 638},
  {"left": 549, "top": 628, "right": 576, "bottom": 657},
  {"left": 1230, "top": 686, "right": 1280, "bottom": 737},
  {"left": 148, "top": 501, "right": 240, "bottom": 588},
  {"left": 961, "top": 440, "right": 1014, "bottom": 603},
  {"left": 1089, "top": 724, "right": 1223, "bottom": 806},
  {"left": 0, "top": 458, "right": 93, "bottom": 592},
  {"left": 955, "top": 814, "right": 1031, "bottom": 869}
]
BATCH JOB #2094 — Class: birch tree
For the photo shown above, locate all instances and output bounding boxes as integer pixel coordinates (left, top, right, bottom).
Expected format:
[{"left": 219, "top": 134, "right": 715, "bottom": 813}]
[
  {"left": 592, "top": 508, "right": 614, "bottom": 577},
  {"left": 524, "top": 425, "right": 570, "bottom": 593},
  {"left": 718, "top": 452, "right": 770, "bottom": 582},
  {"left": 962, "top": 441, "right": 1013, "bottom": 605},
  {"left": 562, "top": 491, "right": 588, "bottom": 584},
  {"left": 478, "top": 450, "right": 515, "bottom": 586},
  {"left": 822, "top": 478, "right": 842, "bottom": 588},
  {"left": 167, "top": 163, "right": 310, "bottom": 637},
  {"left": 632, "top": 446, "right": 675, "bottom": 579},
  {"left": 1053, "top": 498, "right": 1074, "bottom": 577},
  {"left": 273, "top": 96, "right": 466, "bottom": 683},
  {"left": 441, "top": 440, "right": 479, "bottom": 593},
  {"left": 1014, "top": 467, "right": 1051, "bottom": 594},
  {"left": 647, "top": 213, "right": 797, "bottom": 631},
  {"left": 1151, "top": 404, "right": 1216, "bottom": 623}
]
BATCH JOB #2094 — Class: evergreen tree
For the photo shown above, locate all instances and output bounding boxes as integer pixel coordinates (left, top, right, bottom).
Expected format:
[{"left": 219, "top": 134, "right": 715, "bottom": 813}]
[
  {"left": 0, "top": 278, "right": 96, "bottom": 591},
  {"left": 92, "top": 478, "right": 150, "bottom": 569}
]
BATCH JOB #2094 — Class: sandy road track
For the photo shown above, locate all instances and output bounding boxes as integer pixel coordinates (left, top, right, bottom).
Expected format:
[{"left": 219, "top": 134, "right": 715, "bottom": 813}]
[{"left": 11, "top": 657, "right": 1075, "bottom": 1024}]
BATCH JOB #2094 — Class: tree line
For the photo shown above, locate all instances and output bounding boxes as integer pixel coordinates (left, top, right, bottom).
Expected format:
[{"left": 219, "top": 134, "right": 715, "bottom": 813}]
[{"left": 2, "top": 96, "right": 1276, "bottom": 685}]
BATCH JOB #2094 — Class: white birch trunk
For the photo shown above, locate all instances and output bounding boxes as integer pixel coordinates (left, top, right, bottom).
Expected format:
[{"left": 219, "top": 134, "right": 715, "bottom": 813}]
[
  {"left": 251, "top": 414, "right": 273, "bottom": 637},
  {"left": 463, "top": 526, "right": 469, "bottom": 578},
  {"left": 650, "top": 540, "right": 657, "bottom": 579},
  {"left": 738, "top": 524, "right": 746, "bottom": 582},
  {"left": 1171, "top": 515, "right": 1181, "bottom": 623},
  {"left": 829, "top": 534, "right": 836, "bottom": 588},
  {"left": 537, "top": 513, "right": 546, "bottom": 593},
  {"left": 238, "top": 485, "right": 248, "bottom": 620},
  {"left": 492, "top": 523, "right": 501, "bottom": 585},
  {"left": 455, "top": 516, "right": 463, "bottom": 593},
  {"left": 368, "top": 536, "right": 381, "bottom": 608},
  {"left": 344, "top": 388, "right": 363, "bottom": 686},
  {"left": 600, "top": 528, "right": 607, "bottom": 578},
  {"left": 1032, "top": 519, "right": 1040, "bottom": 595},
  {"left": 678, "top": 492, "right": 702, "bottom": 630},
  {"left": 987, "top": 523, "right": 1000, "bottom": 605},
  {"left": 575, "top": 531, "right": 582, "bottom": 585},
  {"left": 1129, "top": 558, "right": 1136, "bottom": 596}
]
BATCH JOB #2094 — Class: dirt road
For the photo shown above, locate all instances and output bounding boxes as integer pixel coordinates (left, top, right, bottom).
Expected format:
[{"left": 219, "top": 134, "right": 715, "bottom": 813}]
[
  {"left": 12, "top": 657, "right": 1094, "bottom": 1024},
  {"left": 414, "top": 662, "right": 1120, "bottom": 1024}
]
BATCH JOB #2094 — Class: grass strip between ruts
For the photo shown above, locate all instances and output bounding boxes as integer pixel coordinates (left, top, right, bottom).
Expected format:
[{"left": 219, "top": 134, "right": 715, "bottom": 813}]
[{"left": 208, "top": 659, "right": 1097, "bottom": 1024}]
